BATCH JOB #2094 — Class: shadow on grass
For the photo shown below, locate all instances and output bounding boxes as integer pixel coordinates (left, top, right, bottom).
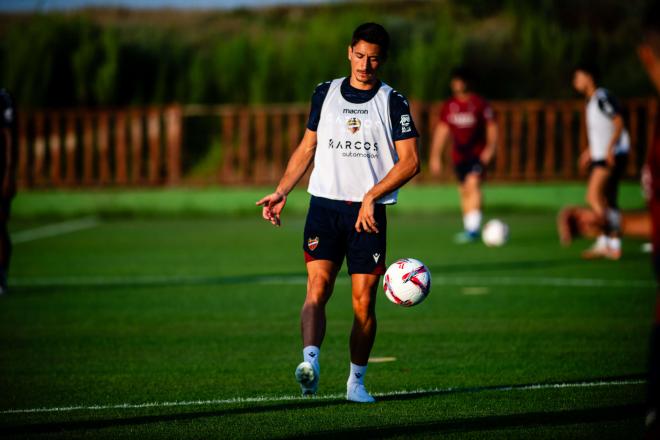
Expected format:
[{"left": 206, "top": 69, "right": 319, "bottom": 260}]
[
  {"left": 14, "top": 254, "right": 647, "bottom": 292},
  {"left": 1, "top": 374, "right": 645, "bottom": 436},
  {"left": 276, "top": 403, "right": 645, "bottom": 439}
]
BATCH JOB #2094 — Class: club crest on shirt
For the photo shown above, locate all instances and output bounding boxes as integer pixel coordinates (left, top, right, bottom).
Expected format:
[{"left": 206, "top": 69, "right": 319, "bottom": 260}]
[
  {"left": 308, "top": 236, "right": 319, "bottom": 251},
  {"left": 347, "top": 117, "right": 361, "bottom": 134},
  {"left": 400, "top": 114, "right": 411, "bottom": 133}
]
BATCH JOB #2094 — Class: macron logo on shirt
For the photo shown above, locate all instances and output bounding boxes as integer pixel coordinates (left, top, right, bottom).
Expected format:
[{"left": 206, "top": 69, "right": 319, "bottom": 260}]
[{"left": 343, "top": 108, "right": 369, "bottom": 115}]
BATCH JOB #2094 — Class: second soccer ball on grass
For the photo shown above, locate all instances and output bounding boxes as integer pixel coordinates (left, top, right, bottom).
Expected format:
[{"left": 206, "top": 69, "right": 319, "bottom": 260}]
[{"left": 482, "top": 219, "right": 509, "bottom": 247}]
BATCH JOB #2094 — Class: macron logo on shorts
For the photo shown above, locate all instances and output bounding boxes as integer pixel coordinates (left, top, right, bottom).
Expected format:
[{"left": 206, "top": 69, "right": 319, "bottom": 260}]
[{"left": 373, "top": 253, "right": 380, "bottom": 263}]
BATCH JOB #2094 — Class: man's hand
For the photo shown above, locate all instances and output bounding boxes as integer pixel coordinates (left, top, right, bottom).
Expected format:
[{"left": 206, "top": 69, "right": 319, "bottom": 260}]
[
  {"left": 355, "top": 195, "right": 379, "bottom": 233},
  {"left": 256, "top": 191, "right": 287, "bottom": 227},
  {"left": 606, "top": 150, "right": 615, "bottom": 168},
  {"left": 480, "top": 147, "right": 495, "bottom": 166},
  {"left": 429, "top": 156, "right": 443, "bottom": 177},
  {"left": 642, "top": 164, "right": 652, "bottom": 201},
  {"left": 578, "top": 149, "right": 591, "bottom": 172}
]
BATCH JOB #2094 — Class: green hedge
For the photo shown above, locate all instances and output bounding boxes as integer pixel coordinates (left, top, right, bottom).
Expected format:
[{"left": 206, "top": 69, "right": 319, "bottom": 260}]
[{"left": 0, "top": 0, "right": 654, "bottom": 107}]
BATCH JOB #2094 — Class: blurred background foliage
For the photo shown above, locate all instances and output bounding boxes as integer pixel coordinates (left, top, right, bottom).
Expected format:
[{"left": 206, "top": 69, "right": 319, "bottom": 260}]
[{"left": 0, "top": 0, "right": 654, "bottom": 108}]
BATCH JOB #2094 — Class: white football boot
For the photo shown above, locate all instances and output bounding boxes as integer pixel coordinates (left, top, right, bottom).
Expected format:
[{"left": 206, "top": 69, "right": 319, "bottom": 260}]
[
  {"left": 346, "top": 382, "right": 375, "bottom": 403},
  {"left": 295, "top": 361, "right": 319, "bottom": 396}
]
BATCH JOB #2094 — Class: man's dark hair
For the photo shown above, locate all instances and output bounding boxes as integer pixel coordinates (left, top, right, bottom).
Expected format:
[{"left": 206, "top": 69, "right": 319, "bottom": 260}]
[
  {"left": 450, "top": 66, "right": 474, "bottom": 88},
  {"left": 351, "top": 23, "right": 390, "bottom": 60},
  {"left": 573, "top": 62, "right": 600, "bottom": 83}
]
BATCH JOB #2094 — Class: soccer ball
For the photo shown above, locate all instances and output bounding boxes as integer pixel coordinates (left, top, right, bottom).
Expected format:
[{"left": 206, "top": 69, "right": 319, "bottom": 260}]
[
  {"left": 383, "top": 258, "right": 431, "bottom": 307},
  {"left": 482, "top": 219, "right": 509, "bottom": 247}
]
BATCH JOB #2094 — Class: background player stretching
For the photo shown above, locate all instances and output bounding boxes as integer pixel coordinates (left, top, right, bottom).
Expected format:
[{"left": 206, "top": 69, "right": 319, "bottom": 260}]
[
  {"left": 429, "top": 67, "right": 497, "bottom": 243},
  {"left": 256, "top": 23, "right": 420, "bottom": 403}
]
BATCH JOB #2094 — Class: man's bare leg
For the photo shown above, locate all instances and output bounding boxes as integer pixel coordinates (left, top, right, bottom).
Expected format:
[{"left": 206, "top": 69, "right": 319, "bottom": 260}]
[
  {"left": 295, "top": 259, "right": 339, "bottom": 396},
  {"left": 346, "top": 273, "right": 379, "bottom": 403}
]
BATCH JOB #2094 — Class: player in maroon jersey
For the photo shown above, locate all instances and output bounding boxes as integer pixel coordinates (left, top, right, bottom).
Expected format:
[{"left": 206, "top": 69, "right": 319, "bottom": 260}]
[
  {"left": 429, "top": 67, "right": 498, "bottom": 243},
  {"left": 638, "top": 4, "right": 660, "bottom": 435}
]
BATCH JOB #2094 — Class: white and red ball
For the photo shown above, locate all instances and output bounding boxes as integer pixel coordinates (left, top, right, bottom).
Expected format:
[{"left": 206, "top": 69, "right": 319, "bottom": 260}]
[
  {"left": 482, "top": 219, "right": 509, "bottom": 247},
  {"left": 383, "top": 258, "right": 431, "bottom": 307}
]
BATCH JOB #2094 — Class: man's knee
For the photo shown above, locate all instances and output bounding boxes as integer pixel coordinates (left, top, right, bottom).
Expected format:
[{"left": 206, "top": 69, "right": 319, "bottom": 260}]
[
  {"left": 306, "top": 274, "right": 334, "bottom": 305},
  {"left": 352, "top": 290, "right": 376, "bottom": 321},
  {"left": 585, "top": 190, "right": 602, "bottom": 209},
  {"left": 462, "top": 175, "right": 481, "bottom": 196}
]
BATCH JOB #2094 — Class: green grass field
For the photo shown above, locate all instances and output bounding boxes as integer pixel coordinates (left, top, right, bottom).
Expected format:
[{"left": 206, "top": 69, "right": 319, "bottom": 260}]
[{"left": 0, "top": 184, "right": 655, "bottom": 438}]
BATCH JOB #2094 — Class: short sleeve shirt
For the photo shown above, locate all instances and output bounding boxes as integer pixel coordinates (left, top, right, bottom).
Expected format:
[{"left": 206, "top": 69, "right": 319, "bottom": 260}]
[
  {"left": 307, "top": 78, "right": 419, "bottom": 141},
  {"left": 439, "top": 94, "right": 494, "bottom": 164}
]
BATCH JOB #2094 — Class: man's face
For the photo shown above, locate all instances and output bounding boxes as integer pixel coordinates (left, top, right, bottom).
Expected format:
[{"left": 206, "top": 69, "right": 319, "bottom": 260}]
[
  {"left": 450, "top": 78, "right": 467, "bottom": 96},
  {"left": 348, "top": 40, "right": 382, "bottom": 86},
  {"left": 572, "top": 70, "right": 592, "bottom": 94}
]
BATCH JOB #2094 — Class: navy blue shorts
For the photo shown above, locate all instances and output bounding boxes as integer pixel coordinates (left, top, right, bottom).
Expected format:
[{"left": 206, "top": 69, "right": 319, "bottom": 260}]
[
  {"left": 589, "top": 154, "right": 628, "bottom": 209},
  {"left": 454, "top": 159, "right": 485, "bottom": 183},
  {"left": 303, "top": 196, "right": 387, "bottom": 275}
]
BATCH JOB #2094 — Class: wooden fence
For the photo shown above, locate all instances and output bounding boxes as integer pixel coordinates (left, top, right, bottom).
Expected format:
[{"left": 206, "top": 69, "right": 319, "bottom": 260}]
[
  {"left": 15, "top": 98, "right": 658, "bottom": 187},
  {"left": 17, "top": 106, "right": 182, "bottom": 187}
]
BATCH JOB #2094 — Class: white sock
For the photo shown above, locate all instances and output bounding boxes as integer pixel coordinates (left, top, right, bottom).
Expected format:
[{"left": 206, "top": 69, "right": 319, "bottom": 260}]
[
  {"left": 348, "top": 362, "right": 367, "bottom": 385},
  {"left": 595, "top": 234, "right": 608, "bottom": 249},
  {"left": 463, "top": 210, "right": 482, "bottom": 233},
  {"left": 608, "top": 237, "right": 621, "bottom": 251},
  {"left": 303, "top": 346, "right": 320, "bottom": 368}
]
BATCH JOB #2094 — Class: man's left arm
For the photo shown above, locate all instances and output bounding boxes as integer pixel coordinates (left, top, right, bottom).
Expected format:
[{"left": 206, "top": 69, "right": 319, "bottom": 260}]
[
  {"left": 355, "top": 137, "right": 420, "bottom": 233},
  {"left": 599, "top": 91, "right": 625, "bottom": 166},
  {"left": 607, "top": 115, "right": 624, "bottom": 166},
  {"left": 479, "top": 103, "right": 498, "bottom": 166}
]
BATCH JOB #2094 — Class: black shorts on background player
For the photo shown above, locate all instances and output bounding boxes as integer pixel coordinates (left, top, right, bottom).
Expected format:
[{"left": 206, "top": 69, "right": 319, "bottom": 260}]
[
  {"left": 605, "top": 154, "right": 628, "bottom": 209},
  {"left": 454, "top": 158, "right": 484, "bottom": 183},
  {"left": 303, "top": 196, "right": 387, "bottom": 275},
  {"left": 589, "top": 153, "right": 628, "bottom": 209}
]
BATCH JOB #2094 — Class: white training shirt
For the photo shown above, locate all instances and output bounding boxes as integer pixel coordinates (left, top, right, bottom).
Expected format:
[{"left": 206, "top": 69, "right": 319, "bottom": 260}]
[
  {"left": 586, "top": 88, "right": 630, "bottom": 161},
  {"left": 307, "top": 78, "right": 399, "bottom": 204}
]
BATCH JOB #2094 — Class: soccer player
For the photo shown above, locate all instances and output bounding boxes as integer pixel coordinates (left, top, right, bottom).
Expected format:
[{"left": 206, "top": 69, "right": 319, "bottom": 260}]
[
  {"left": 256, "top": 23, "right": 420, "bottom": 403},
  {"left": 638, "top": 5, "right": 660, "bottom": 434},
  {"left": 572, "top": 64, "right": 630, "bottom": 260},
  {"left": 0, "top": 89, "right": 16, "bottom": 295},
  {"left": 429, "top": 67, "right": 497, "bottom": 243},
  {"left": 556, "top": 206, "right": 650, "bottom": 246}
]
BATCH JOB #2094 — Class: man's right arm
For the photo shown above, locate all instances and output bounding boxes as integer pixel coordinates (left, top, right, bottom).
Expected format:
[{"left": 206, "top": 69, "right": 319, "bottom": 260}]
[
  {"left": 256, "top": 129, "right": 317, "bottom": 227},
  {"left": 429, "top": 121, "right": 450, "bottom": 176},
  {"left": 275, "top": 129, "right": 317, "bottom": 196},
  {"left": 256, "top": 81, "right": 330, "bottom": 226}
]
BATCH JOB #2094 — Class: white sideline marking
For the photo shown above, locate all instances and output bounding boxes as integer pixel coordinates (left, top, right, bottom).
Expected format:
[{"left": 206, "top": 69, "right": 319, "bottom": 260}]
[
  {"left": 0, "top": 378, "right": 644, "bottom": 415},
  {"left": 12, "top": 217, "right": 100, "bottom": 244},
  {"left": 437, "top": 276, "right": 653, "bottom": 289},
  {"left": 10, "top": 274, "right": 654, "bottom": 289},
  {"left": 369, "top": 357, "right": 397, "bottom": 363},
  {"left": 462, "top": 287, "right": 490, "bottom": 295}
]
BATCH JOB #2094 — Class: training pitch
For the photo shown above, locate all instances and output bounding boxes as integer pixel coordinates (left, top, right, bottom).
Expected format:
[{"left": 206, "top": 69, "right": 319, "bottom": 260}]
[{"left": 0, "top": 185, "right": 655, "bottom": 439}]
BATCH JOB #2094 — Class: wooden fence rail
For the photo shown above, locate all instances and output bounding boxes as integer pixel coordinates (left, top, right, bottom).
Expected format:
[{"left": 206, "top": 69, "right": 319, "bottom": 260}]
[
  {"left": 187, "top": 98, "right": 657, "bottom": 185},
  {"left": 16, "top": 99, "right": 658, "bottom": 188},
  {"left": 17, "top": 105, "right": 182, "bottom": 188}
]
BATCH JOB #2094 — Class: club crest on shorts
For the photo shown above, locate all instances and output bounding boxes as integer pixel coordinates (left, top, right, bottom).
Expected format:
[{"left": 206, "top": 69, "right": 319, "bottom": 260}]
[
  {"left": 347, "top": 117, "right": 361, "bottom": 134},
  {"left": 308, "top": 236, "right": 319, "bottom": 251}
]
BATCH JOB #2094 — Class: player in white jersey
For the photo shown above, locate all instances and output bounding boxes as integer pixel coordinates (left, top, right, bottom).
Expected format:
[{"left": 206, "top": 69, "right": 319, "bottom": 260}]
[
  {"left": 256, "top": 23, "right": 420, "bottom": 403},
  {"left": 572, "top": 64, "right": 630, "bottom": 260}
]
